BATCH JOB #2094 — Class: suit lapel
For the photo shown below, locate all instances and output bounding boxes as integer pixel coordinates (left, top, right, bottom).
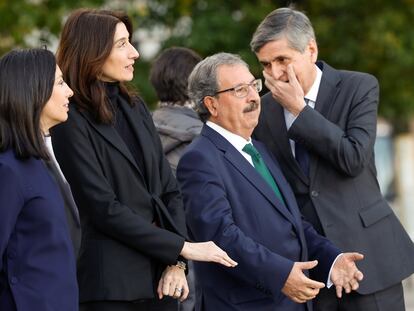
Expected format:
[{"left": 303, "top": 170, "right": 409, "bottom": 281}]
[
  {"left": 79, "top": 109, "right": 144, "bottom": 180},
  {"left": 309, "top": 61, "right": 341, "bottom": 181},
  {"left": 262, "top": 94, "right": 309, "bottom": 185},
  {"left": 257, "top": 143, "right": 302, "bottom": 228},
  {"left": 202, "top": 126, "right": 296, "bottom": 225}
]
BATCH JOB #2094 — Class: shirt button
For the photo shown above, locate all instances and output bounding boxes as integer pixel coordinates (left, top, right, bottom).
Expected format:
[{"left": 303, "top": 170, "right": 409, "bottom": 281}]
[
  {"left": 10, "top": 277, "right": 18, "bottom": 285},
  {"left": 311, "top": 190, "right": 319, "bottom": 197}
]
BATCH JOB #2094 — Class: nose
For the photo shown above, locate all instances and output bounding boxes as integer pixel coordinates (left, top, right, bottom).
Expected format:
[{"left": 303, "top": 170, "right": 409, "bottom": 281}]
[
  {"left": 67, "top": 85, "right": 74, "bottom": 98},
  {"left": 129, "top": 42, "right": 139, "bottom": 60},
  {"left": 247, "top": 84, "right": 260, "bottom": 101},
  {"left": 270, "top": 63, "right": 284, "bottom": 80}
]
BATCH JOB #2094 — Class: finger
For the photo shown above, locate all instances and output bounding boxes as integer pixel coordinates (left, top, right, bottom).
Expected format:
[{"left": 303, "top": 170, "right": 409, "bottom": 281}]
[
  {"left": 173, "top": 286, "right": 182, "bottom": 299},
  {"left": 350, "top": 279, "right": 359, "bottom": 291},
  {"left": 355, "top": 270, "right": 364, "bottom": 281},
  {"left": 336, "top": 285, "right": 343, "bottom": 298},
  {"left": 217, "top": 253, "right": 238, "bottom": 267},
  {"left": 162, "top": 278, "right": 172, "bottom": 296},
  {"left": 298, "top": 260, "right": 319, "bottom": 271},
  {"left": 222, "top": 253, "right": 238, "bottom": 267},
  {"left": 157, "top": 278, "right": 164, "bottom": 299},
  {"left": 343, "top": 282, "right": 352, "bottom": 294},
  {"left": 168, "top": 282, "right": 178, "bottom": 297},
  {"left": 302, "top": 276, "right": 325, "bottom": 290},
  {"left": 346, "top": 252, "right": 364, "bottom": 261},
  {"left": 180, "top": 283, "right": 190, "bottom": 302},
  {"left": 286, "top": 64, "right": 299, "bottom": 85}
]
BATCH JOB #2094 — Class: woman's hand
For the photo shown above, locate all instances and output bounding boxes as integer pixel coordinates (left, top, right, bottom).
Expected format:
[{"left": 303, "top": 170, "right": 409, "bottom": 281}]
[
  {"left": 157, "top": 265, "right": 189, "bottom": 302},
  {"left": 180, "top": 241, "right": 238, "bottom": 267}
]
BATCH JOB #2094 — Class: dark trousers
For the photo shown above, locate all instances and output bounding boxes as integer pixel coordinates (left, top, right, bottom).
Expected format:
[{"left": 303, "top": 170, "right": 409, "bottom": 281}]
[
  {"left": 314, "top": 282, "right": 405, "bottom": 311},
  {"left": 80, "top": 297, "right": 178, "bottom": 311}
]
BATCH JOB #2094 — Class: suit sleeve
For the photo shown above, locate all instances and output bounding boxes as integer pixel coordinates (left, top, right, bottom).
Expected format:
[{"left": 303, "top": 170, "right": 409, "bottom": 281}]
[
  {"left": 0, "top": 163, "right": 24, "bottom": 271},
  {"left": 51, "top": 111, "right": 184, "bottom": 265},
  {"left": 139, "top": 102, "right": 187, "bottom": 238},
  {"left": 177, "top": 149, "right": 294, "bottom": 297},
  {"left": 288, "top": 74, "right": 379, "bottom": 177}
]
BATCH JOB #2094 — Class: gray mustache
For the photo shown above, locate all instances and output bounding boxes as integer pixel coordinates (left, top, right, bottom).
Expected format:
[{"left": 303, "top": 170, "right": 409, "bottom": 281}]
[{"left": 243, "top": 101, "right": 259, "bottom": 113}]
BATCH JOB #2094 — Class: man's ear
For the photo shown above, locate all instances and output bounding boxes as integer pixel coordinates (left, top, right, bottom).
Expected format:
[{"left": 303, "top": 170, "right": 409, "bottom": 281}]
[
  {"left": 204, "top": 96, "right": 218, "bottom": 117},
  {"left": 308, "top": 39, "right": 318, "bottom": 63}
]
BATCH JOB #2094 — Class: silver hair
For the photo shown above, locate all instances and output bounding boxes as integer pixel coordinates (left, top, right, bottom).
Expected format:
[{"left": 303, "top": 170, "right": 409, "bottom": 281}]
[
  {"left": 250, "top": 7, "right": 315, "bottom": 53},
  {"left": 188, "top": 52, "right": 249, "bottom": 123}
]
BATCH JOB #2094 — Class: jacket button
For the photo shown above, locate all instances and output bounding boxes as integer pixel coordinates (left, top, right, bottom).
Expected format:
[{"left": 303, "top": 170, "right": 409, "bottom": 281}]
[
  {"left": 311, "top": 190, "right": 319, "bottom": 197},
  {"left": 10, "top": 277, "right": 18, "bottom": 285}
]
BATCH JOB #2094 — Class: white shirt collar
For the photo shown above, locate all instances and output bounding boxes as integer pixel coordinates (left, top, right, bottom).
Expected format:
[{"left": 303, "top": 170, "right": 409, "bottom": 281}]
[{"left": 206, "top": 121, "right": 254, "bottom": 165}]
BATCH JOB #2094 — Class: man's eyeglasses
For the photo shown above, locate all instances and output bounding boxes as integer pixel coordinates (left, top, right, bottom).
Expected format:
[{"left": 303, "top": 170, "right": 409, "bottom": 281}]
[{"left": 214, "top": 79, "right": 262, "bottom": 98}]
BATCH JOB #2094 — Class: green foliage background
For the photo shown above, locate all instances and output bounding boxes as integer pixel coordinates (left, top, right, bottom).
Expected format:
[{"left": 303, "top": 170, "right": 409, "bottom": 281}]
[{"left": 1, "top": 0, "right": 413, "bottom": 130}]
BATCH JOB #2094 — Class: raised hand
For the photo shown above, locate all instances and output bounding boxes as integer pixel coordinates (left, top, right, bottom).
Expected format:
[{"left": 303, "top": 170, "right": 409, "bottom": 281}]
[
  {"left": 282, "top": 260, "right": 325, "bottom": 304},
  {"left": 263, "top": 64, "right": 305, "bottom": 116},
  {"left": 330, "top": 252, "right": 364, "bottom": 298},
  {"left": 180, "top": 241, "right": 238, "bottom": 267}
]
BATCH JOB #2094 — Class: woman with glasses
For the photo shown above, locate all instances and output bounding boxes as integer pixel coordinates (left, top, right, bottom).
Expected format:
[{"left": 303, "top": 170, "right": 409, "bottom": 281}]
[{"left": 50, "top": 9, "right": 236, "bottom": 311}]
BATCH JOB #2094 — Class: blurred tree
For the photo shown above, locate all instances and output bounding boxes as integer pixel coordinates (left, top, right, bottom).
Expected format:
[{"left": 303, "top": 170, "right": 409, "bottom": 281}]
[
  {"left": 1, "top": 0, "right": 413, "bottom": 129},
  {"left": 132, "top": 0, "right": 414, "bottom": 130},
  {"left": 0, "top": 0, "right": 105, "bottom": 53}
]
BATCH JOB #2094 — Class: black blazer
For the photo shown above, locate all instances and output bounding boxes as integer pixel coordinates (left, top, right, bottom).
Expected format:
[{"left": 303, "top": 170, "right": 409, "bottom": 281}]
[
  {"left": 51, "top": 97, "right": 187, "bottom": 302},
  {"left": 254, "top": 61, "right": 414, "bottom": 294}
]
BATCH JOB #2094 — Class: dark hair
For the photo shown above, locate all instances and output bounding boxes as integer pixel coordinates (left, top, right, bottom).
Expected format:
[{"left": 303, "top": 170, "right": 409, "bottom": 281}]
[
  {"left": 150, "top": 47, "right": 202, "bottom": 104},
  {"left": 0, "top": 48, "right": 56, "bottom": 159},
  {"left": 56, "top": 9, "right": 135, "bottom": 124}
]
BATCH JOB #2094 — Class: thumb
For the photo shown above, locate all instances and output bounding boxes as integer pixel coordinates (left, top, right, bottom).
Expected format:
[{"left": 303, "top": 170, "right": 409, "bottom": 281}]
[
  {"left": 298, "top": 260, "right": 318, "bottom": 271},
  {"left": 346, "top": 252, "right": 364, "bottom": 262}
]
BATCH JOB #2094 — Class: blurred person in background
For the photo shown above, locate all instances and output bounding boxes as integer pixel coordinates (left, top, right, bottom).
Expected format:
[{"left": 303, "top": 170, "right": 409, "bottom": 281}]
[
  {"left": 0, "top": 48, "right": 77, "bottom": 311},
  {"left": 51, "top": 9, "right": 236, "bottom": 311},
  {"left": 150, "top": 46, "right": 203, "bottom": 311},
  {"left": 151, "top": 47, "right": 203, "bottom": 176}
]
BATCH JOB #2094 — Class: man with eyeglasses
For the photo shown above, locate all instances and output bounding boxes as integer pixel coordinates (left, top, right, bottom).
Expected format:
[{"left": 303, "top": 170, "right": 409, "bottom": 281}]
[
  {"left": 176, "top": 52, "right": 364, "bottom": 311},
  {"left": 251, "top": 7, "right": 414, "bottom": 311}
]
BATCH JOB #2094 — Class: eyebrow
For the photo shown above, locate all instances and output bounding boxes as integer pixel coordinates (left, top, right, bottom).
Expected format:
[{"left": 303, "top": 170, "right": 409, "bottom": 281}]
[{"left": 113, "top": 37, "right": 128, "bottom": 45}]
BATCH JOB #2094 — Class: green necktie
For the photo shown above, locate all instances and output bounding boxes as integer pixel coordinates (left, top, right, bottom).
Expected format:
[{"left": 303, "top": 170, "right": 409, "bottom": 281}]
[{"left": 243, "top": 143, "right": 286, "bottom": 205}]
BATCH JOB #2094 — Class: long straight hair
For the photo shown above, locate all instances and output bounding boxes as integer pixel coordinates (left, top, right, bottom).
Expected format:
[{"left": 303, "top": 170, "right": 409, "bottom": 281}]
[
  {"left": 56, "top": 9, "right": 135, "bottom": 124},
  {"left": 0, "top": 48, "right": 55, "bottom": 160}
]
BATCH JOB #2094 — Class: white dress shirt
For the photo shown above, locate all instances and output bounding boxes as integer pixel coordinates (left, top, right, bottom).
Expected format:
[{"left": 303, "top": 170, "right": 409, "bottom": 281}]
[
  {"left": 206, "top": 121, "right": 255, "bottom": 167},
  {"left": 284, "top": 65, "right": 322, "bottom": 157}
]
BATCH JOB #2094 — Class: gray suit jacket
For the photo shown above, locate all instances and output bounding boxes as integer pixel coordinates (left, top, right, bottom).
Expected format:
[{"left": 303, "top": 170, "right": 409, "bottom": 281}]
[{"left": 254, "top": 60, "right": 414, "bottom": 294}]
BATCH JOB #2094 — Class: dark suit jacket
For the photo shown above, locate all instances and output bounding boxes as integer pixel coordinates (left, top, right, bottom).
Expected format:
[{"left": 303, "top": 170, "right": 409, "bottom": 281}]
[
  {"left": 177, "top": 125, "right": 340, "bottom": 311},
  {"left": 51, "top": 97, "right": 187, "bottom": 302},
  {"left": 254, "top": 61, "right": 414, "bottom": 294},
  {"left": 44, "top": 158, "right": 81, "bottom": 257},
  {"left": 0, "top": 149, "right": 78, "bottom": 311}
]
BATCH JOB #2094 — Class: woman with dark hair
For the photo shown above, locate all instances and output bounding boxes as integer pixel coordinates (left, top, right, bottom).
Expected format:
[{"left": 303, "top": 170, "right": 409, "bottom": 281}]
[
  {"left": 51, "top": 9, "right": 236, "bottom": 311},
  {"left": 0, "top": 48, "right": 77, "bottom": 311}
]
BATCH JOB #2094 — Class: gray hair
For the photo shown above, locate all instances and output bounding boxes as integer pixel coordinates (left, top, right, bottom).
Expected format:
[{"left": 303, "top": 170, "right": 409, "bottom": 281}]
[
  {"left": 188, "top": 52, "right": 249, "bottom": 123},
  {"left": 250, "top": 7, "right": 315, "bottom": 53}
]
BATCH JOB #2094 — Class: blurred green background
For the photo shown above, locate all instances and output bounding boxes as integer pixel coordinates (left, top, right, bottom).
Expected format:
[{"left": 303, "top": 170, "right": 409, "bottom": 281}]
[{"left": 1, "top": 0, "right": 413, "bottom": 131}]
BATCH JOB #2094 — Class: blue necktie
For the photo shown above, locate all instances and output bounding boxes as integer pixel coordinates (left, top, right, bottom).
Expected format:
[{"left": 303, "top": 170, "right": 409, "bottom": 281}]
[{"left": 295, "top": 99, "right": 310, "bottom": 176}]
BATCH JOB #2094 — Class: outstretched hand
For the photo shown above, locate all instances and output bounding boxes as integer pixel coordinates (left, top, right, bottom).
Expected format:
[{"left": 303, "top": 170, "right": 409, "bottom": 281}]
[
  {"left": 282, "top": 260, "right": 325, "bottom": 304},
  {"left": 180, "top": 241, "right": 238, "bottom": 267},
  {"left": 330, "top": 252, "right": 364, "bottom": 298}
]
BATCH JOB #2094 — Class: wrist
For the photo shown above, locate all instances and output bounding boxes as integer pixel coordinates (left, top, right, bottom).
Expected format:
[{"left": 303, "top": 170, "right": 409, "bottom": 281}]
[{"left": 174, "top": 260, "right": 187, "bottom": 271}]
